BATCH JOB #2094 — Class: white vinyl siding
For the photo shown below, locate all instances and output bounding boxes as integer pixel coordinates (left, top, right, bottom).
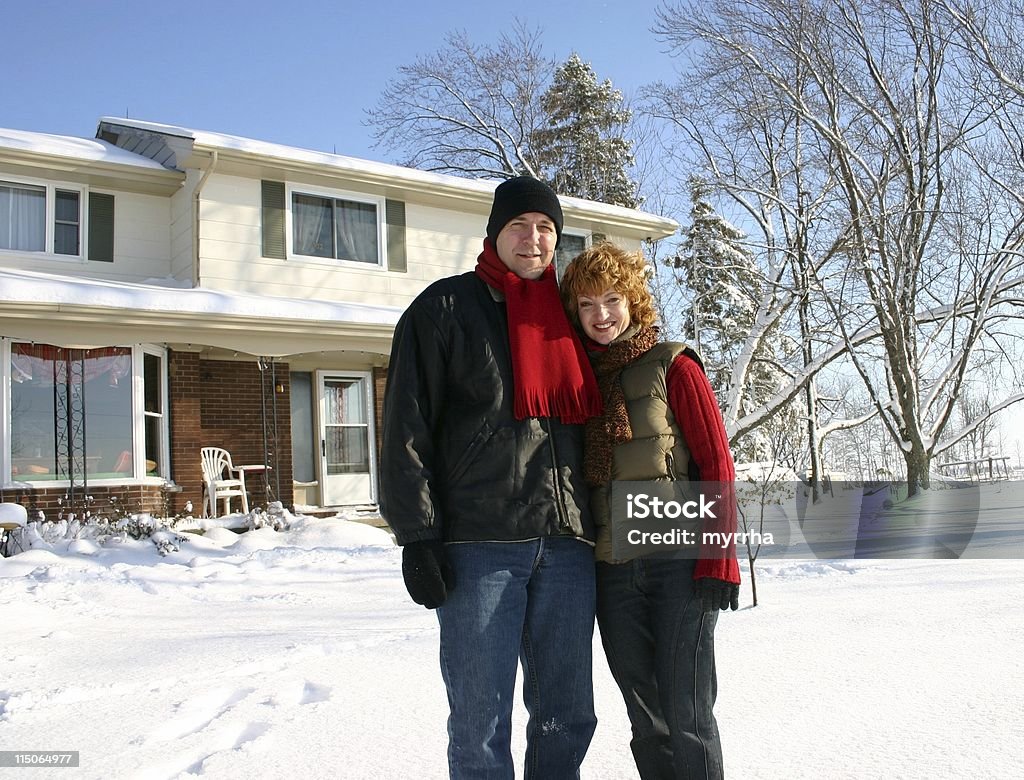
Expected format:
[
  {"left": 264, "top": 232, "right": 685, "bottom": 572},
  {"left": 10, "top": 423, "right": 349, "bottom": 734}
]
[
  {"left": 192, "top": 175, "right": 643, "bottom": 309},
  {"left": 0, "top": 174, "right": 172, "bottom": 281}
]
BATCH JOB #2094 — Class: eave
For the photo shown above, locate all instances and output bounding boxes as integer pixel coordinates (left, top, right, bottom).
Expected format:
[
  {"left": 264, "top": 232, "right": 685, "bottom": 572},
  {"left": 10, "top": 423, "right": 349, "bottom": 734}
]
[
  {"left": 0, "top": 301, "right": 395, "bottom": 358},
  {"left": 0, "top": 148, "right": 185, "bottom": 197}
]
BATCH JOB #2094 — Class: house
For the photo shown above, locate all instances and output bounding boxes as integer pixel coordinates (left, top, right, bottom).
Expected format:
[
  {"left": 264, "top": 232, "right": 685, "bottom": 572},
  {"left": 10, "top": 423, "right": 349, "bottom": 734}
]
[{"left": 0, "top": 118, "right": 678, "bottom": 519}]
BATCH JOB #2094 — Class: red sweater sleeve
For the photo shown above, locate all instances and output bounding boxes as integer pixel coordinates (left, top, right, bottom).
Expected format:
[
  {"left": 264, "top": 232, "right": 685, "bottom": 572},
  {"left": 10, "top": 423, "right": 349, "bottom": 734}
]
[{"left": 666, "top": 353, "right": 741, "bottom": 584}]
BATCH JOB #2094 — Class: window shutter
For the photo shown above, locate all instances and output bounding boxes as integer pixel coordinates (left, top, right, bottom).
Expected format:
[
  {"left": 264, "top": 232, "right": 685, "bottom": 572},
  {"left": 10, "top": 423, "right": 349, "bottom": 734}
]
[
  {"left": 262, "top": 180, "right": 286, "bottom": 259},
  {"left": 385, "top": 199, "right": 407, "bottom": 273},
  {"left": 88, "top": 192, "right": 115, "bottom": 262},
  {"left": 591, "top": 232, "right": 607, "bottom": 245}
]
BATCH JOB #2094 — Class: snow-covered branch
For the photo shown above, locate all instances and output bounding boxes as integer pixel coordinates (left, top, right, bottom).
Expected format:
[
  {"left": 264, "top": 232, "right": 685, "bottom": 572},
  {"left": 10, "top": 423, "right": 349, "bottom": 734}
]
[{"left": 932, "top": 391, "right": 1024, "bottom": 456}]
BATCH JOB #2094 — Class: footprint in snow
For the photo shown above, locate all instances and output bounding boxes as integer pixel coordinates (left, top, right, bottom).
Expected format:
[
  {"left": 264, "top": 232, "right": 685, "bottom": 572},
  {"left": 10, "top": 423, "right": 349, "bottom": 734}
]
[
  {"left": 261, "top": 679, "right": 332, "bottom": 708},
  {"left": 147, "top": 686, "right": 256, "bottom": 743}
]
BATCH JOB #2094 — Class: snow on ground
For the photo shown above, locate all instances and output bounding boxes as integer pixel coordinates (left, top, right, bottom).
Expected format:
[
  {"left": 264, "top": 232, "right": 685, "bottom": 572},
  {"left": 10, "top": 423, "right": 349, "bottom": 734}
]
[{"left": 2, "top": 513, "right": 1022, "bottom": 779}]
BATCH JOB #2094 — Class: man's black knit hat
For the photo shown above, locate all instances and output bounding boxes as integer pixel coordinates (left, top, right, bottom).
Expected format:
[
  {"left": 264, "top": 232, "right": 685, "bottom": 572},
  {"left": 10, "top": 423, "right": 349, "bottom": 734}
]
[{"left": 486, "top": 176, "right": 564, "bottom": 246}]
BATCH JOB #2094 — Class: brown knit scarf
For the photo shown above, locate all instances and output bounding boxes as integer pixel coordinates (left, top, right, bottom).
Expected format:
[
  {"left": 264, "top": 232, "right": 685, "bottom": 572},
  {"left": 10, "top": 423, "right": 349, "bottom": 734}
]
[{"left": 584, "top": 326, "right": 661, "bottom": 486}]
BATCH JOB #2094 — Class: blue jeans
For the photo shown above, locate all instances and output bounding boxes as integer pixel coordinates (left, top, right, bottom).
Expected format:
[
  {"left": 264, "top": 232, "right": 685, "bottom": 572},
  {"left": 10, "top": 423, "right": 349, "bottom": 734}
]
[
  {"left": 596, "top": 558, "right": 723, "bottom": 780},
  {"left": 436, "top": 537, "right": 597, "bottom": 780}
]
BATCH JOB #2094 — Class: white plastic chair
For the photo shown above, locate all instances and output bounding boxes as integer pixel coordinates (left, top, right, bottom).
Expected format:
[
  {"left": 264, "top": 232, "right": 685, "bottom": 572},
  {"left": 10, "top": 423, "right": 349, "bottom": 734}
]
[
  {"left": 0, "top": 502, "right": 28, "bottom": 557},
  {"left": 200, "top": 447, "right": 249, "bottom": 518}
]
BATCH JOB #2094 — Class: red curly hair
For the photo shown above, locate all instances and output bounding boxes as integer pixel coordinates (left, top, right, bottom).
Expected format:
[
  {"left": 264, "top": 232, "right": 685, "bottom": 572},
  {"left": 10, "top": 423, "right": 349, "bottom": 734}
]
[{"left": 559, "top": 242, "right": 657, "bottom": 329}]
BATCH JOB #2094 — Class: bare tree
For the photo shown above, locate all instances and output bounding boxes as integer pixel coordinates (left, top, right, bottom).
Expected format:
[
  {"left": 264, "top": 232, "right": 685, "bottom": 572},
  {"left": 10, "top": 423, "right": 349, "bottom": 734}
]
[
  {"left": 651, "top": 0, "right": 1024, "bottom": 496},
  {"left": 645, "top": 18, "right": 844, "bottom": 490},
  {"left": 366, "top": 26, "right": 643, "bottom": 206},
  {"left": 365, "top": 22, "right": 553, "bottom": 178}
]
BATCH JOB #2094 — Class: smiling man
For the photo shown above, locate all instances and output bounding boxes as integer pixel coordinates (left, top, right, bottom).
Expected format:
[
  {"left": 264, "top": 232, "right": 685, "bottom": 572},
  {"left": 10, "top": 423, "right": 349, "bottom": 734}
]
[
  {"left": 492, "top": 211, "right": 558, "bottom": 279},
  {"left": 380, "top": 176, "right": 603, "bottom": 779}
]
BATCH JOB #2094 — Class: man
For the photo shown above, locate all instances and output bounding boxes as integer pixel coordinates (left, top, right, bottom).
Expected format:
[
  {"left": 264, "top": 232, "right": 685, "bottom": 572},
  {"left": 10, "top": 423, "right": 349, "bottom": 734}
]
[{"left": 380, "top": 176, "right": 602, "bottom": 779}]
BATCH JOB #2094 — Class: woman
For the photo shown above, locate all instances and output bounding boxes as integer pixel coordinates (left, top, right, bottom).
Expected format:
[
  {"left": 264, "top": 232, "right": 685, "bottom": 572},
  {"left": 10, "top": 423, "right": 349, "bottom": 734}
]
[{"left": 560, "top": 242, "right": 740, "bottom": 780}]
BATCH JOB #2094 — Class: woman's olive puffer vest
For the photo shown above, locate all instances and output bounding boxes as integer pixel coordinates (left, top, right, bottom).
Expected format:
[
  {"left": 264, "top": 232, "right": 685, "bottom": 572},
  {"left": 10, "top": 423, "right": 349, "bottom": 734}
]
[{"left": 591, "top": 341, "right": 699, "bottom": 562}]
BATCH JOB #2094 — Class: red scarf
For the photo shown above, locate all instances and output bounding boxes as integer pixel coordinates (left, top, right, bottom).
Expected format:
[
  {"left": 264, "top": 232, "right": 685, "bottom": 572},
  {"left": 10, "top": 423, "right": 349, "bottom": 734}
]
[{"left": 474, "top": 240, "right": 602, "bottom": 424}]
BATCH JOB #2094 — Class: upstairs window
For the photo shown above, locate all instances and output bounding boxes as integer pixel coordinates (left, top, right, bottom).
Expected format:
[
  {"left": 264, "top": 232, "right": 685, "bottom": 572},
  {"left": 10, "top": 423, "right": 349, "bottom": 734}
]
[
  {"left": 264, "top": 180, "right": 405, "bottom": 271},
  {"left": 54, "top": 189, "right": 81, "bottom": 255},
  {"left": 555, "top": 232, "right": 589, "bottom": 280},
  {"left": 0, "top": 179, "right": 110, "bottom": 260},
  {"left": 291, "top": 188, "right": 382, "bottom": 265},
  {"left": 1, "top": 181, "right": 47, "bottom": 252}
]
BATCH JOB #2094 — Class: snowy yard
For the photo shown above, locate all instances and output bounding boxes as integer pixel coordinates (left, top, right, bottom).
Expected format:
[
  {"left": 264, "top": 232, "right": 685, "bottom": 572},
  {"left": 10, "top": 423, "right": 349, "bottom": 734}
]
[{"left": 2, "top": 514, "right": 1022, "bottom": 779}]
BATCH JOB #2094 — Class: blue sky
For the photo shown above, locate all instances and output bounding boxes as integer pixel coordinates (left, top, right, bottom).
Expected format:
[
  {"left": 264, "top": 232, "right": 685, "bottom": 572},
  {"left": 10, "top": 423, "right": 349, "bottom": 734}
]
[
  {"left": 9, "top": 0, "right": 1019, "bottom": 456},
  {"left": 5, "top": 0, "right": 678, "bottom": 162}
]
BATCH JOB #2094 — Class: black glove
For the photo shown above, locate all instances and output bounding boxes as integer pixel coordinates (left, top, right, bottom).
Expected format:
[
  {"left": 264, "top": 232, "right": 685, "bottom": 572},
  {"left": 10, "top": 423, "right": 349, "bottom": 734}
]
[
  {"left": 694, "top": 577, "right": 739, "bottom": 612},
  {"left": 401, "top": 540, "right": 454, "bottom": 609}
]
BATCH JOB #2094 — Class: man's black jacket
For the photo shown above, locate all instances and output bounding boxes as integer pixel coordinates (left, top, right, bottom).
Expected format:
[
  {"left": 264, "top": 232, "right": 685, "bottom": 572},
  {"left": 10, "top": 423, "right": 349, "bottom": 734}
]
[{"left": 379, "top": 272, "right": 594, "bottom": 546}]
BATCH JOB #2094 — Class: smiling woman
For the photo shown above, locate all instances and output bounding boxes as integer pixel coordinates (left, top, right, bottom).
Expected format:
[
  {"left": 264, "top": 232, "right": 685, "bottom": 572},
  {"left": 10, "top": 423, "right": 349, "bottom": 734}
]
[
  {"left": 559, "top": 242, "right": 657, "bottom": 339},
  {"left": 576, "top": 289, "right": 631, "bottom": 345},
  {"left": 559, "top": 240, "right": 740, "bottom": 780}
]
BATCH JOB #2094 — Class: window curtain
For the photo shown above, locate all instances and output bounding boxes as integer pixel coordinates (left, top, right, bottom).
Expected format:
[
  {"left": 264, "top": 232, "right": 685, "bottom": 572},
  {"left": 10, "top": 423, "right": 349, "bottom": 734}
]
[
  {"left": 0, "top": 182, "right": 45, "bottom": 251},
  {"left": 10, "top": 344, "right": 134, "bottom": 479},
  {"left": 325, "top": 380, "right": 366, "bottom": 425},
  {"left": 293, "top": 194, "right": 332, "bottom": 258},
  {"left": 335, "top": 200, "right": 378, "bottom": 263},
  {"left": 11, "top": 344, "right": 131, "bottom": 387}
]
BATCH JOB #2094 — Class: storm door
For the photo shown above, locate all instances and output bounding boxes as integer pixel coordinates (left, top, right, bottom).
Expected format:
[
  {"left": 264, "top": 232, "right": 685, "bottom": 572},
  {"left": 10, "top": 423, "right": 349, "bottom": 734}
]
[{"left": 316, "top": 372, "right": 376, "bottom": 505}]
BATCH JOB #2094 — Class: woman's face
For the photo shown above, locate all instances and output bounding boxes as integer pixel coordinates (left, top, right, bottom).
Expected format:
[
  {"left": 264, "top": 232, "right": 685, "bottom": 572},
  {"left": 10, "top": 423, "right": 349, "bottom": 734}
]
[{"left": 577, "top": 288, "right": 632, "bottom": 345}]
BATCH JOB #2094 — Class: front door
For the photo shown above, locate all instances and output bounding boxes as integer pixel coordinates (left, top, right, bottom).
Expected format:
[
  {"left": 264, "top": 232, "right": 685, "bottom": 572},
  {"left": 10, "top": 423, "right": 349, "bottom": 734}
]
[{"left": 316, "top": 372, "right": 376, "bottom": 505}]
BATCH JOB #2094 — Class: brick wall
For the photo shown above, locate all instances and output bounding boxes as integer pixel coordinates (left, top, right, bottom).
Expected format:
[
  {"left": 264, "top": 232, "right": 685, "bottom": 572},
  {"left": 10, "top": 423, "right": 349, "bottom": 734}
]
[
  {"left": 168, "top": 352, "right": 293, "bottom": 516},
  {"left": 169, "top": 351, "right": 202, "bottom": 513},
  {"left": 372, "top": 366, "right": 387, "bottom": 462},
  {"left": 0, "top": 484, "right": 169, "bottom": 520},
  {"left": 2, "top": 354, "right": 308, "bottom": 523}
]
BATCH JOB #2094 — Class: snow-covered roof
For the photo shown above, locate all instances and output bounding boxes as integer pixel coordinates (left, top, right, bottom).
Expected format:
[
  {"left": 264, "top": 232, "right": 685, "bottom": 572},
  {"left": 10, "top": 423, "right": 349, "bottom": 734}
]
[
  {"left": 97, "top": 117, "right": 678, "bottom": 236},
  {"left": 0, "top": 267, "right": 401, "bottom": 325},
  {"left": 0, "top": 268, "right": 400, "bottom": 357},
  {"left": 100, "top": 116, "right": 495, "bottom": 189},
  {"left": 0, "top": 127, "right": 169, "bottom": 171}
]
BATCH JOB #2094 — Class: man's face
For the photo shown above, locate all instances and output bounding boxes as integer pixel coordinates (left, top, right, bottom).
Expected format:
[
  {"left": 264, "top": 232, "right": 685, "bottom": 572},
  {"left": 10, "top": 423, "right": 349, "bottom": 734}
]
[{"left": 494, "top": 212, "right": 557, "bottom": 280}]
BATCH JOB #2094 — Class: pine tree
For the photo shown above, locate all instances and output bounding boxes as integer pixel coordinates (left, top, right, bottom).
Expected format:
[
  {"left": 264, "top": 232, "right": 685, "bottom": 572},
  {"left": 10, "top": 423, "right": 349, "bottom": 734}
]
[
  {"left": 676, "top": 182, "right": 760, "bottom": 392},
  {"left": 533, "top": 54, "right": 639, "bottom": 208},
  {"left": 675, "top": 182, "right": 797, "bottom": 460}
]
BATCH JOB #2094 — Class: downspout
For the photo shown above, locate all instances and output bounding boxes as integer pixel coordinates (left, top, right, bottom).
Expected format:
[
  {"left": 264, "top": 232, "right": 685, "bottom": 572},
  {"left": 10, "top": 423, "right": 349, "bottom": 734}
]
[{"left": 192, "top": 150, "right": 218, "bottom": 287}]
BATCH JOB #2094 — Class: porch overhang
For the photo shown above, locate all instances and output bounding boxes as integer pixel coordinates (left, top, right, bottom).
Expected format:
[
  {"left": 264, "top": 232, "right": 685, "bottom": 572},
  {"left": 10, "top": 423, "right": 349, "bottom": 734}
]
[{"left": 0, "top": 268, "right": 400, "bottom": 358}]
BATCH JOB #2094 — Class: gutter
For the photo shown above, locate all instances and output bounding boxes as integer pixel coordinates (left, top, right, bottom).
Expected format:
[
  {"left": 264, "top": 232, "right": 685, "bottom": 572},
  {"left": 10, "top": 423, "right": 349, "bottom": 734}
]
[
  {"left": 192, "top": 149, "right": 218, "bottom": 287},
  {"left": 0, "top": 301, "right": 397, "bottom": 358},
  {"left": 0, "top": 148, "right": 184, "bottom": 195},
  {"left": 0, "top": 300, "right": 398, "bottom": 332}
]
